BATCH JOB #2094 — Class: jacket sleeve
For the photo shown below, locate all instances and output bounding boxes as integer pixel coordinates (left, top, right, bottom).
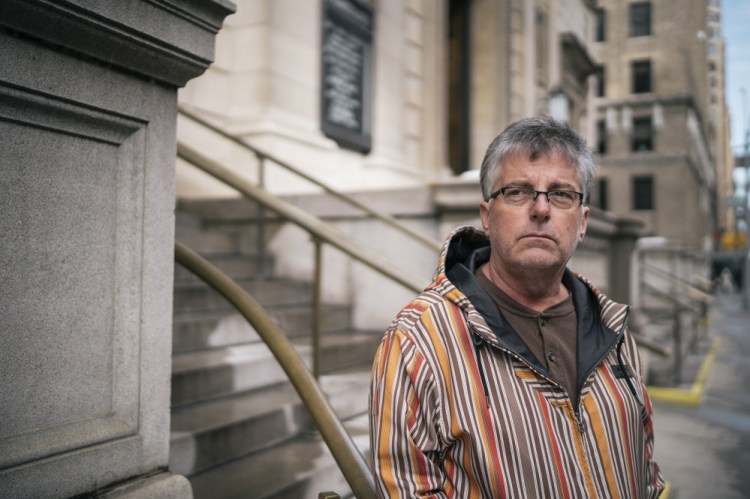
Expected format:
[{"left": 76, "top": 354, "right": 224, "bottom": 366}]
[
  {"left": 642, "top": 389, "right": 666, "bottom": 498},
  {"left": 630, "top": 334, "right": 666, "bottom": 498},
  {"left": 369, "top": 328, "right": 447, "bottom": 498}
]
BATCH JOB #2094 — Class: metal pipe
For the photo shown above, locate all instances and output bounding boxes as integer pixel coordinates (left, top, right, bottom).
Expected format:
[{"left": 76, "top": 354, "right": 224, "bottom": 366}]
[
  {"left": 673, "top": 305, "right": 682, "bottom": 385},
  {"left": 640, "top": 261, "right": 713, "bottom": 304},
  {"left": 257, "top": 156, "right": 267, "bottom": 277},
  {"left": 312, "top": 237, "right": 323, "bottom": 380}
]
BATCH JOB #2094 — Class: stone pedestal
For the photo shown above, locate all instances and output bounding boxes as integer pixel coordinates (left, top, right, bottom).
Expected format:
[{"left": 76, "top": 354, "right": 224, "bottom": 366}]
[{"left": 0, "top": 1, "right": 234, "bottom": 497}]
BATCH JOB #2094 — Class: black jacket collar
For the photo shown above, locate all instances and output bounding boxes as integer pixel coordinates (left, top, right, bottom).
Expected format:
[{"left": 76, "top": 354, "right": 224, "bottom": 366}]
[{"left": 445, "top": 231, "right": 621, "bottom": 392}]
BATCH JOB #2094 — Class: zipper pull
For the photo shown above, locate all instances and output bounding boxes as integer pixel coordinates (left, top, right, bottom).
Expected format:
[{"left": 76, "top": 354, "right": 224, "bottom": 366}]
[{"left": 574, "top": 408, "right": 585, "bottom": 434}]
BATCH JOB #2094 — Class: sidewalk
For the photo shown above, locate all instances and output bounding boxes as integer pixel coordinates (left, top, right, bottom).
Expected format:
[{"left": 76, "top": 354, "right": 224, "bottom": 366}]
[{"left": 650, "top": 293, "right": 750, "bottom": 498}]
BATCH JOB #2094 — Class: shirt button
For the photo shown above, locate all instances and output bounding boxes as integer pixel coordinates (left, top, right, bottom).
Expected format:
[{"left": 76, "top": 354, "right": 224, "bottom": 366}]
[
  {"left": 547, "top": 351, "right": 556, "bottom": 362},
  {"left": 540, "top": 317, "right": 547, "bottom": 326}
]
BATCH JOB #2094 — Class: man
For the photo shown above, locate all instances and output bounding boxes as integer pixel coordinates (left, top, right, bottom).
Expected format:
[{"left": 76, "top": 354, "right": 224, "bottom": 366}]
[{"left": 369, "top": 116, "right": 664, "bottom": 498}]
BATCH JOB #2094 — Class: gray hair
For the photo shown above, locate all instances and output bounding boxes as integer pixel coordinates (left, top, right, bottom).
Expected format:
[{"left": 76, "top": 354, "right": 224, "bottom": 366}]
[{"left": 479, "top": 116, "right": 596, "bottom": 202}]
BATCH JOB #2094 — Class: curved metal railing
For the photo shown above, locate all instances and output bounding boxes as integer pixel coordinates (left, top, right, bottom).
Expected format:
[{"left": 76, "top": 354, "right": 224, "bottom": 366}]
[
  {"left": 175, "top": 112, "right": 440, "bottom": 497},
  {"left": 640, "top": 261, "right": 713, "bottom": 305},
  {"left": 178, "top": 106, "right": 442, "bottom": 254},
  {"left": 176, "top": 142, "right": 427, "bottom": 295},
  {"left": 177, "top": 141, "right": 430, "bottom": 380},
  {"left": 175, "top": 241, "right": 377, "bottom": 499}
]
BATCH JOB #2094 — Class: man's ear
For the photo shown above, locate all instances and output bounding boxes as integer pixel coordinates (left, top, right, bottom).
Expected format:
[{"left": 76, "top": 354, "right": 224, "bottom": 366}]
[
  {"left": 479, "top": 200, "right": 490, "bottom": 234},
  {"left": 579, "top": 206, "right": 590, "bottom": 241}
]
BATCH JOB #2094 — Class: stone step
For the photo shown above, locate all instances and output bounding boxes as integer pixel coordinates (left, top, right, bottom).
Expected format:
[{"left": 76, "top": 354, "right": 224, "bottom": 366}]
[
  {"left": 175, "top": 254, "right": 267, "bottom": 284},
  {"left": 171, "top": 333, "right": 378, "bottom": 408},
  {"left": 173, "top": 278, "right": 314, "bottom": 313},
  {"left": 176, "top": 209, "right": 203, "bottom": 230},
  {"left": 171, "top": 201, "right": 375, "bottom": 497},
  {"left": 169, "top": 368, "right": 371, "bottom": 477},
  {"left": 188, "top": 414, "right": 370, "bottom": 499},
  {"left": 171, "top": 343, "right": 307, "bottom": 408},
  {"left": 172, "top": 304, "right": 352, "bottom": 353},
  {"left": 173, "top": 312, "right": 262, "bottom": 354},
  {"left": 176, "top": 226, "right": 240, "bottom": 255},
  {"left": 311, "top": 332, "right": 382, "bottom": 374},
  {"left": 318, "top": 368, "right": 372, "bottom": 421},
  {"left": 178, "top": 198, "right": 267, "bottom": 222},
  {"left": 170, "top": 383, "right": 310, "bottom": 477}
]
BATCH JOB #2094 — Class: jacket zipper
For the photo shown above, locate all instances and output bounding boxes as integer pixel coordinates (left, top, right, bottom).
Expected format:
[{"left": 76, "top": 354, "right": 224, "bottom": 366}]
[
  {"left": 573, "top": 305, "right": 633, "bottom": 430},
  {"left": 473, "top": 306, "right": 632, "bottom": 433}
]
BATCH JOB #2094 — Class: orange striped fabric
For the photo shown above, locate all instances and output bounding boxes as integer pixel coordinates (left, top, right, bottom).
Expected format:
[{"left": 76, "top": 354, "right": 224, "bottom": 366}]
[{"left": 369, "top": 227, "right": 665, "bottom": 498}]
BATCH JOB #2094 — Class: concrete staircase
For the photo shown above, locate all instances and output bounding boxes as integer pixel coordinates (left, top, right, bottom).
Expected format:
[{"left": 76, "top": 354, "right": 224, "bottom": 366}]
[{"left": 170, "top": 200, "right": 377, "bottom": 498}]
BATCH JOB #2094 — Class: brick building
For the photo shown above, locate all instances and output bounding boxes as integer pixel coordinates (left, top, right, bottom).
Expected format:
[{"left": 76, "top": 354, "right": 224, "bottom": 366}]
[{"left": 592, "top": 0, "right": 731, "bottom": 249}]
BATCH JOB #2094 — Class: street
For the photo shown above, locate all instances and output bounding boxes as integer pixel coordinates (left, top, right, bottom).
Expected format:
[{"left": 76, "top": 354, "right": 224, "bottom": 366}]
[{"left": 652, "top": 294, "right": 750, "bottom": 498}]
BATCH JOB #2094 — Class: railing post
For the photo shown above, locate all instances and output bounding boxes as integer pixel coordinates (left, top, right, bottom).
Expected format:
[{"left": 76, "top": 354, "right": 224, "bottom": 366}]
[
  {"left": 256, "top": 154, "right": 267, "bottom": 277},
  {"left": 312, "top": 236, "right": 324, "bottom": 380},
  {"left": 638, "top": 247, "right": 646, "bottom": 310},
  {"left": 673, "top": 305, "right": 682, "bottom": 385},
  {"left": 609, "top": 217, "right": 643, "bottom": 305}
]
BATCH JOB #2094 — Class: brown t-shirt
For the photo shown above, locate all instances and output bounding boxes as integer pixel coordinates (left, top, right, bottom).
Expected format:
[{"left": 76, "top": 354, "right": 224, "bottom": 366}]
[{"left": 476, "top": 266, "right": 579, "bottom": 405}]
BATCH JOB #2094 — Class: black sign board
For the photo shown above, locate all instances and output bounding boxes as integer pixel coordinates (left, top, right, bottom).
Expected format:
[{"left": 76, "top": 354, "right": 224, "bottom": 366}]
[{"left": 320, "top": 0, "right": 373, "bottom": 152}]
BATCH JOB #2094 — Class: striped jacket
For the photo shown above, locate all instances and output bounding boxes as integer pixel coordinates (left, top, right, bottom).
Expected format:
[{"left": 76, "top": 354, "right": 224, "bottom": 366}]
[{"left": 369, "top": 226, "right": 665, "bottom": 498}]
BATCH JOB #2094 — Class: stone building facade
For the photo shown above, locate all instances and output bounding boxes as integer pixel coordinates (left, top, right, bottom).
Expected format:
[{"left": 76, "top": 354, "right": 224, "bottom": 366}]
[
  {"left": 177, "top": 0, "right": 600, "bottom": 198},
  {"left": 592, "top": 0, "right": 731, "bottom": 249},
  {"left": 706, "top": 0, "right": 735, "bottom": 236},
  {"left": 0, "top": 1, "right": 233, "bottom": 497},
  {"left": 174, "top": 0, "right": 619, "bottom": 326}
]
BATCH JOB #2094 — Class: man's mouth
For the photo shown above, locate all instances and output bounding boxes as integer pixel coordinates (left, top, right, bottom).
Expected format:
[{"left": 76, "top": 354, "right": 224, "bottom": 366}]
[{"left": 521, "top": 232, "right": 555, "bottom": 241}]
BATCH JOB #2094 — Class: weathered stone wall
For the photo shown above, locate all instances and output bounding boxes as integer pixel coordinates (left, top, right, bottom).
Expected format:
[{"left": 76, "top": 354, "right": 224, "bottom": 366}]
[{"left": 0, "top": 1, "right": 233, "bottom": 496}]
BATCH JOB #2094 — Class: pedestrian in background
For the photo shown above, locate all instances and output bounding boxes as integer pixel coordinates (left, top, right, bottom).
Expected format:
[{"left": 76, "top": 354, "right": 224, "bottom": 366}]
[{"left": 369, "top": 116, "right": 665, "bottom": 497}]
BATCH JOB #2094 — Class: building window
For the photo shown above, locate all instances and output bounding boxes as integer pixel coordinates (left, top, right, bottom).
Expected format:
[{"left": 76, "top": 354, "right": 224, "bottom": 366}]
[
  {"left": 632, "top": 60, "right": 651, "bottom": 93},
  {"left": 598, "top": 178, "right": 609, "bottom": 211},
  {"left": 596, "top": 66, "right": 606, "bottom": 97},
  {"left": 597, "top": 120, "right": 607, "bottom": 154},
  {"left": 535, "top": 9, "right": 548, "bottom": 82},
  {"left": 595, "top": 8, "right": 606, "bottom": 42},
  {"left": 632, "top": 116, "right": 653, "bottom": 151},
  {"left": 632, "top": 176, "right": 654, "bottom": 210},
  {"left": 629, "top": 2, "right": 651, "bottom": 37}
]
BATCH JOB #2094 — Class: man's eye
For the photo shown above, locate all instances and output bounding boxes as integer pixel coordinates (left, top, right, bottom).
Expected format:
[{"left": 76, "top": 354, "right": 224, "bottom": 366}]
[
  {"left": 505, "top": 188, "right": 526, "bottom": 197},
  {"left": 551, "top": 191, "right": 575, "bottom": 201}
]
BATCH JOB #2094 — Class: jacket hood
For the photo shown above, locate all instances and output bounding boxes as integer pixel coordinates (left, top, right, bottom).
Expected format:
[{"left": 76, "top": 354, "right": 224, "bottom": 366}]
[{"left": 428, "top": 226, "right": 630, "bottom": 391}]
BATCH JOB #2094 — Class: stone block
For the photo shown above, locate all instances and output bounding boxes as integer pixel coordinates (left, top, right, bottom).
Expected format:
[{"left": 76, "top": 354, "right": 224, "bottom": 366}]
[{"left": 0, "top": 0, "right": 234, "bottom": 496}]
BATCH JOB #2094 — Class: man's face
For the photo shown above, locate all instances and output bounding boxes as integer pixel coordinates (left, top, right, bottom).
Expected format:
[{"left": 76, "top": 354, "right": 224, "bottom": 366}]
[{"left": 479, "top": 152, "right": 590, "bottom": 275}]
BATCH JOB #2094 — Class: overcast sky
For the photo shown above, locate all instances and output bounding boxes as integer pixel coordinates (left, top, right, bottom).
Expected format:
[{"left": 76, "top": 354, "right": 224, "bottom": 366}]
[{"left": 724, "top": 0, "right": 750, "bottom": 154}]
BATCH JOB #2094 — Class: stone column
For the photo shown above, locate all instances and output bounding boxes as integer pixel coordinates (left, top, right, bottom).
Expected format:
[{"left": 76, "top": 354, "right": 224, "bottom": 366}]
[
  {"left": 0, "top": 1, "right": 234, "bottom": 497},
  {"left": 608, "top": 216, "right": 646, "bottom": 305}
]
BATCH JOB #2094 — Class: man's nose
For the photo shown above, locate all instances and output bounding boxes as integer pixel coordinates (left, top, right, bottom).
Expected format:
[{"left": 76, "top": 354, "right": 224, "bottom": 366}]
[{"left": 530, "top": 193, "right": 551, "bottom": 218}]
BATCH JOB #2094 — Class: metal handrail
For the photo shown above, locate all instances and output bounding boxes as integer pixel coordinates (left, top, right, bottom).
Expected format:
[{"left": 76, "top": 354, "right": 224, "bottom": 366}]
[
  {"left": 178, "top": 140, "right": 426, "bottom": 380},
  {"left": 626, "top": 324, "right": 672, "bottom": 357},
  {"left": 641, "top": 281, "right": 694, "bottom": 311},
  {"left": 640, "top": 261, "right": 713, "bottom": 304},
  {"left": 177, "top": 142, "right": 426, "bottom": 295},
  {"left": 178, "top": 106, "right": 443, "bottom": 253},
  {"left": 175, "top": 241, "right": 377, "bottom": 499}
]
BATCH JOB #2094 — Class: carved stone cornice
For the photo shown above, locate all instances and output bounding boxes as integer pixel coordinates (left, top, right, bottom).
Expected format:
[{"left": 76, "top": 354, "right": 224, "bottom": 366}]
[{"left": 0, "top": 0, "right": 235, "bottom": 87}]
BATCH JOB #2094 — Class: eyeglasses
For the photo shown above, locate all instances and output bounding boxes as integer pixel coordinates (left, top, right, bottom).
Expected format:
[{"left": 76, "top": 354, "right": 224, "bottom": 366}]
[{"left": 488, "top": 186, "right": 584, "bottom": 210}]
